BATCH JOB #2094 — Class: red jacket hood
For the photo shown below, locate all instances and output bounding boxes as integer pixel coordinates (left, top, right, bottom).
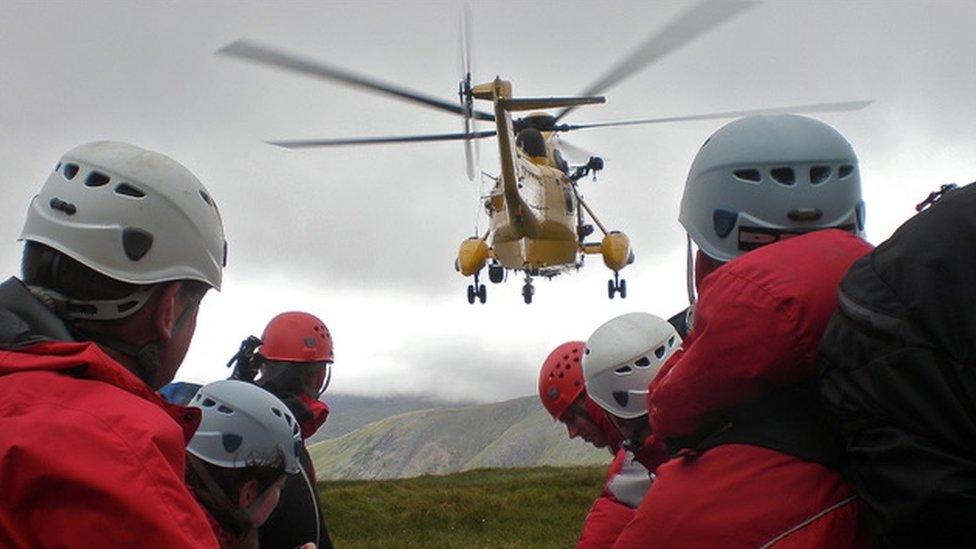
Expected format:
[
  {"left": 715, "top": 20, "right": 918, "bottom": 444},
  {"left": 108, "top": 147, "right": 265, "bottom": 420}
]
[
  {"left": 0, "top": 340, "right": 201, "bottom": 441},
  {"left": 296, "top": 393, "right": 330, "bottom": 439},
  {"left": 649, "top": 230, "right": 872, "bottom": 440}
]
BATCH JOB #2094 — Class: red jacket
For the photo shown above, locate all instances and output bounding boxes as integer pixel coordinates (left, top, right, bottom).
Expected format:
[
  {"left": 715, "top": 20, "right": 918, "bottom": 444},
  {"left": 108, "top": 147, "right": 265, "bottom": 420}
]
[
  {"left": 0, "top": 340, "right": 219, "bottom": 548},
  {"left": 579, "top": 449, "right": 652, "bottom": 548},
  {"left": 577, "top": 395, "right": 651, "bottom": 548},
  {"left": 613, "top": 230, "right": 872, "bottom": 548}
]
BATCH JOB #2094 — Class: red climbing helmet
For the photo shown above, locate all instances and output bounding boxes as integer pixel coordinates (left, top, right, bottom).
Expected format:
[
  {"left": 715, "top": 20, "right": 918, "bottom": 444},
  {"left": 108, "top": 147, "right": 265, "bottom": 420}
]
[
  {"left": 258, "top": 312, "right": 334, "bottom": 363},
  {"left": 538, "top": 341, "right": 586, "bottom": 420}
]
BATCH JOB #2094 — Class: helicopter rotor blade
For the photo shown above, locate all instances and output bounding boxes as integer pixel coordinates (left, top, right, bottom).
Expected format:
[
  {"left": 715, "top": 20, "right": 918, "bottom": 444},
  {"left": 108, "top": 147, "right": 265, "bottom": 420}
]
[
  {"left": 460, "top": 4, "right": 480, "bottom": 181},
  {"left": 268, "top": 130, "right": 497, "bottom": 149},
  {"left": 556, "top": 100, "right": 874, "bottom": 132},
  {"left": 555, "top": 0, "right": 759, "bottom": 122},
  {"left": 218, "top": 39, "right": 496, "bottom": 122}
]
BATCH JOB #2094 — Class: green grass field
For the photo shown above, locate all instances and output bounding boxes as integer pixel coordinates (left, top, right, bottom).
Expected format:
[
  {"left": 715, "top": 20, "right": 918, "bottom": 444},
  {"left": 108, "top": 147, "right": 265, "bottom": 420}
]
[{"left": 319, "top": 465, "right": 605, "bottom": 548}]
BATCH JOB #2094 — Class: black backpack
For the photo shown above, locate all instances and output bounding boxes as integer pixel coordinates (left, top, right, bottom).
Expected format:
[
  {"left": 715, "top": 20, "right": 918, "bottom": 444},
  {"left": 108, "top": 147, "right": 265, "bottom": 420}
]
[{"left": 818, "top": 183, "right": 976, "bottom": 548}]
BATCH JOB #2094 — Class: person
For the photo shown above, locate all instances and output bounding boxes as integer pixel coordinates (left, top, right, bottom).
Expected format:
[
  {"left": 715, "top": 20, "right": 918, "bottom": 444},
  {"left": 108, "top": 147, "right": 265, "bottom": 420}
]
[
  {"left": 582, "top": 312, "right": 681, "bottom": 468},
  {"left": 668, "top": 113, "right": 867, "bottom": 339},
  {"left": 227, "top": 311, "right": 334, "bottom": 549},
  {"left": 818, "top": 182, "right": 976, "bottom": 547},
  {"left": 0, "top": 141, "right": 227, "bottom": 547},
  {"left": 538, "top": 340, "right": 646, "bottom": 548},
  {"left": 185, "top": 380, "right": 308, "bottom": 549},
  {"left": 612, "top": 115, "right": 872, "bottom": 547}
]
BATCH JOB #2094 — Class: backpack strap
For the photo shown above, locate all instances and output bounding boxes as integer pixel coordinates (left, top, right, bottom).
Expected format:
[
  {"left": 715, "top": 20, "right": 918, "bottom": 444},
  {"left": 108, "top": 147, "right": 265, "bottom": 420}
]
[{"left": 670, "top": 381, "right": 845, "bottom": 470}]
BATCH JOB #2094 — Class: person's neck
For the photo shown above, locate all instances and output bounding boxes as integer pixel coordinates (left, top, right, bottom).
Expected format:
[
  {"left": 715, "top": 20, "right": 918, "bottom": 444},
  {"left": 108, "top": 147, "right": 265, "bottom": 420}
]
[{"left": 75, "top": 320, "right": 156, "bottom": 388}]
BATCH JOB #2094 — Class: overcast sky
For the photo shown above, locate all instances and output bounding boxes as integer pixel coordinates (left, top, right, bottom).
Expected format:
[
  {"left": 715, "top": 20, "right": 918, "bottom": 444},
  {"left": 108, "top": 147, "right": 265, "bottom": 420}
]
[{"left": 2, "top": 0, "right": 975, "bottom": 402}]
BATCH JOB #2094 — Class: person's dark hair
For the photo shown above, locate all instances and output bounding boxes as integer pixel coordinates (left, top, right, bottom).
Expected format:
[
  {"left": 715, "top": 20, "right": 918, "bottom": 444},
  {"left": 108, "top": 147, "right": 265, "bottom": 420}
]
[
  {"left": 258, "top": 360, "right": 310, "bottom": 397},
  {"left": 185, "top": 453, "right": 285, "bottom": 540},
  {"left": 22, "top": 241, "right": 209, "bottom": 306}
]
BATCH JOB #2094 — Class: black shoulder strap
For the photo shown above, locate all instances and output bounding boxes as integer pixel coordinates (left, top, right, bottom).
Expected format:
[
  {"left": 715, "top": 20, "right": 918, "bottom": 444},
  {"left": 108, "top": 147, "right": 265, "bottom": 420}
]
[
  {"left": 668, "top": 307, "right": 691, "bottom": 340},
  {"left": 672, "top": 381, "right": 845, "bottom": 470}
]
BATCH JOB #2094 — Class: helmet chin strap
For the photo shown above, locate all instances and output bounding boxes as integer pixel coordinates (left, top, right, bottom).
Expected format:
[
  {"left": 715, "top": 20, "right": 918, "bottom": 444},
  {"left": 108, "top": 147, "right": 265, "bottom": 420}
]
[
  {"left": 69, "top": 298, "right": 196, "bottom": 388},
  {"left": 686, "top": 234, "right": 697, "bottom": 306}
]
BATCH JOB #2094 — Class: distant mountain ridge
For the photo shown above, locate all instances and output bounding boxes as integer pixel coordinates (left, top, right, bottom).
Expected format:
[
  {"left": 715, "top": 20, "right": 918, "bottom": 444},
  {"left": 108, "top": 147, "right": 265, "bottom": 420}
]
[
  {"left": 309, "top": 395, "right": 611, "bottom": 480},
  {"left": 310, "top": 393, "right": 466, "bottom": 444}
]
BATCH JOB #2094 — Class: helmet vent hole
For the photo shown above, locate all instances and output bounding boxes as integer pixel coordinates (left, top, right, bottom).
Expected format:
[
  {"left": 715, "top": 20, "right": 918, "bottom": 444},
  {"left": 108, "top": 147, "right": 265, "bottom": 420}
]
[
  {"left": 115, "top": 183, "right": 146, "bottom": 198},
  {"left": 122, "top": 228, "right": 154, "bottom": 261},
  {"left": 271, "top": 407, "right": 283, "bottom": 417},
  {"left": 713, "top": 209, "right": 739, "bottom": 238},
  {"left": 838, "top": 165, "right": 855, "bottom": 179},
  {"left": 732, "top": 169, "right": 761, "bottom": 183},
  {"left": 809, "top": 166, "right": 831, "bottom": 185},
  {"left": 84, "top": 171, "right": 111, "bottom": 187},
  {"left": 667, "top": 336, "right": 676, "bottom": 347},
  {"left": 55, "top": 162, "right": 61, "bottom": 172},
  {"left": 221, "top": 433, "right": 243, "bottom": 453},
  {"left": 770, "top": 167, "right": 795, "bottom": 186},
  {"left": 62, "top": 164, "right": 79, "bottom": 180},
  {"left": 654, "top": 346, "right": 667, "bottom": 359},
  {"left": 634, "top": 357, "right": 651, "bottom": 368},
  {"left": 201, "top": 398, "right": 216, "bottom": 408},
  {"left": 612, "top": 391, "right": 629, "bottom": 407},
  {"left": 614, "top": 365, "right": 633, "bottom": 374},
  {"left": 216, "top": 405, "right": 234, "bottom": 415},
  {"left": 283, "top": 414, "right": 293, "bottom": 427},
  {"left": 117, "top": 300, "right": 139, "bottom": 314},
  {"left": 199, "top": 190, "right": 214, "bottom": 206}
]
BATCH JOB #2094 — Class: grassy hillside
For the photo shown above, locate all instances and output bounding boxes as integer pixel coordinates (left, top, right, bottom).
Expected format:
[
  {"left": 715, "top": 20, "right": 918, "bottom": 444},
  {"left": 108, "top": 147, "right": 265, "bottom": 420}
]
[
  {"left": 310, "top": 396, "right": 610, "bottom": 480},
  {"left": 319, "top": 465, "right": 606, "bottom": 548}
]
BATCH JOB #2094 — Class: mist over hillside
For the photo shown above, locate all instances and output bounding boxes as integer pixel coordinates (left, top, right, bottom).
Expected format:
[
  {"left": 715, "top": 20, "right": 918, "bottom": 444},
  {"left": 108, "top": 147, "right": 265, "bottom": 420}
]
[
  {"left": 310, "top": 395, "right": 611, "bottom": 480},
  {"left": 310, "top": 393, "right": 470, "bottom": 444}
]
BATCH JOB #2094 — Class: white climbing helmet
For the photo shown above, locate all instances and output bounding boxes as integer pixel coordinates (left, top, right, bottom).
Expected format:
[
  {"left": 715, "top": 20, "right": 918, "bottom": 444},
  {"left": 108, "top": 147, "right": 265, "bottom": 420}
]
[
  {"left": 583, "top": 312, "right": 681, "bottom": 419},
  {"left": 679, "top": 114, "right": 864, "bottom": 263},
  {"left": 188, "top": 380, "right": 302, "bottom": 474},
  {"left": 19, "top": 141, "right": 227, "bottom": 289}
]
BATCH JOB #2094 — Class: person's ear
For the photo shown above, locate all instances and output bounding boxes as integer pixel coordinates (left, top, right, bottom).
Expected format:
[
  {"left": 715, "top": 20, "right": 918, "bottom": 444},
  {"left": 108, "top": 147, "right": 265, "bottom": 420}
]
[
  {"left": 150, "top": 282, "right": 184, "bottom": 342},
  {"left": 238, "top": 479, "right": 260, "bottom": 509}
]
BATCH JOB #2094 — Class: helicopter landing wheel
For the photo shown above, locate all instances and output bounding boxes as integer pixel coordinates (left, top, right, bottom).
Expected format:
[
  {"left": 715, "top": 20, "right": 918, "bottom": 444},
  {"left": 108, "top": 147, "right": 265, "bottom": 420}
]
[
  {"left": 608, "top": 272, "right": 626, "bottom": 299},
  {"left": 488, "top": 263, "right": 504, "bottom": 284},
  {"left": 522, "top": 283, "right": 534, "bottom": 305},
  {"left": 478, "top": 284, "right": 487, "bottom": 304},
  {"left": 467, "top": 284, "right": 476, "bottom": 304}
]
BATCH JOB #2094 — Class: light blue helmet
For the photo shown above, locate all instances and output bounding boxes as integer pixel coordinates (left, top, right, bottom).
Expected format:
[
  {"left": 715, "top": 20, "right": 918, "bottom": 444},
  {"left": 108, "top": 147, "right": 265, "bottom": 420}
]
[
  {"left": 188, "top": 380, "right": 302, "bottom": 474},
  {"left": 679, "top": 114, "right": 864, "bottom": 263}
]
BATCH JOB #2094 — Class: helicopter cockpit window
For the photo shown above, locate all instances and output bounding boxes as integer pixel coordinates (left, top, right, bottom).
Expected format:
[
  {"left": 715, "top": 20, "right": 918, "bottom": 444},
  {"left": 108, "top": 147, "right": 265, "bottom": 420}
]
[{"left": 515, "top": 128, "right": 547, "bottom": 158}]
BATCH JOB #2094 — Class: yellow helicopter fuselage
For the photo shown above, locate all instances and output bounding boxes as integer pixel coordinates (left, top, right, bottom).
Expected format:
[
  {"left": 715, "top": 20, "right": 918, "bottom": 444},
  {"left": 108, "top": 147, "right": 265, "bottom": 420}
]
[
  {"left": 476, "top": 78, "right": 581, "bottom": 274},
  {"left": 486, "top": 152, "right": 579, "bottom": 272}
]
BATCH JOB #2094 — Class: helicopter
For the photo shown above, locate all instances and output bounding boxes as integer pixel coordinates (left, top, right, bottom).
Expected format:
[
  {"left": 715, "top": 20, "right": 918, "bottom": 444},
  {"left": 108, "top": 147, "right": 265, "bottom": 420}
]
[{"left": 217, "top": 0, "right": 871, "bottom": 305}]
